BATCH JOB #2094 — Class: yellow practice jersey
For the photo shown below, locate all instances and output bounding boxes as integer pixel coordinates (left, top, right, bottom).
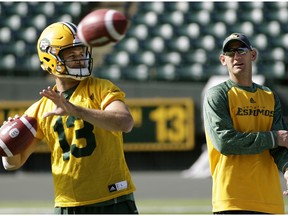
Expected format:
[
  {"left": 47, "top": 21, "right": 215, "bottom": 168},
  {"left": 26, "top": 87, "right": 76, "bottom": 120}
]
[
  {"left": 203, "top": 79, "right": 288, "bottom": 214},
  {"left": 25, "top": 77, "right": 136, "bottom": 207}
]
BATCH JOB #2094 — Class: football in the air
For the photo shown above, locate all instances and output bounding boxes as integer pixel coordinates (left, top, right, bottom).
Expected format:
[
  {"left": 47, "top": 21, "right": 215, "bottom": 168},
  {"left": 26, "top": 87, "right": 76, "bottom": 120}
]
[
  {"left": 0, "top": 116, "right": 37, "bottom": 157},
  {"left": 77, "top": 9, "right": 129, "bottom": 47}
]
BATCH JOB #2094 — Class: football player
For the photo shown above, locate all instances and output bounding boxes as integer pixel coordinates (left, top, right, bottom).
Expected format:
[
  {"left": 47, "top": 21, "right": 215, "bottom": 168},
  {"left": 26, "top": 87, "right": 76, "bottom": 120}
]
[{"left": 2, "top": 22, "right": 138, "bottom": 214}]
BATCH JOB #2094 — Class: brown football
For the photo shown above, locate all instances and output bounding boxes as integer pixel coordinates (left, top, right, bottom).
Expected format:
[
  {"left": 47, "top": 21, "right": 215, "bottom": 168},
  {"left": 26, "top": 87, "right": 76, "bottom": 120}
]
[
  {"left": 77, "top": 9, "right": 128, "bottom": 47},
  {"left": 0, "top": 116, "right": 37, "bottom": 157}
]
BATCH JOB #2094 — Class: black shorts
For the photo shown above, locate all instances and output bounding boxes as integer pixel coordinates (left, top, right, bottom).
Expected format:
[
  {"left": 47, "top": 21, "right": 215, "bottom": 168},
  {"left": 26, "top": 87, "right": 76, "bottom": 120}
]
[
  {"left": 55, "top": 193, "right": 138, "bottom": 214},
  {"left": 213, "top": 210, "right": 270, "bottom": 214}
]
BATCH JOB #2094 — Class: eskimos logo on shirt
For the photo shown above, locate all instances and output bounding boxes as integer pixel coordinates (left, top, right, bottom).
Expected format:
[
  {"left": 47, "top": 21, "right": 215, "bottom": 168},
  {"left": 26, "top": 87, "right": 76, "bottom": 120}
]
[{"left": 235, "top": 106, "right": 274, "bottom": 117}]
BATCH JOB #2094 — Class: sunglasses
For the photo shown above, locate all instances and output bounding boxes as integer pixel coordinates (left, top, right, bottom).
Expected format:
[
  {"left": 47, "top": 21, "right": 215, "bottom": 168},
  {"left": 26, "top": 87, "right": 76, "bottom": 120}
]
[{"left": 224, "top": 47, "right": 250, "bottom": 57}]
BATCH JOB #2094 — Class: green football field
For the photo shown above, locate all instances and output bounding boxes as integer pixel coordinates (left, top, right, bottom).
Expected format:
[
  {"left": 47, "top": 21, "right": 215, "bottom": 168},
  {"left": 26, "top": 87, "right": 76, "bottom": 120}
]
[
  {"left": 0, "top": 171, "right": 288, "bottom": 214},
  {"left": 0, "top": 199, "right": 288, "bottom": 214},
  {"left": 0, "top": 171, "right": 214, "bottom": 214},
  {"left": 0, "top": 199, "right": 212, "bottom": 214}
]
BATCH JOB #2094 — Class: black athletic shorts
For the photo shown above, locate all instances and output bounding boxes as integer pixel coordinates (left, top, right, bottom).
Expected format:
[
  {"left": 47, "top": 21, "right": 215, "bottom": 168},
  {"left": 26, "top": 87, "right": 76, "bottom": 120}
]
[
  {"left": 54, "top": 193, "right": 138, "bottom": 214},
  {"left": 213, "top": 210, "right": 270, "bottom": 214}
]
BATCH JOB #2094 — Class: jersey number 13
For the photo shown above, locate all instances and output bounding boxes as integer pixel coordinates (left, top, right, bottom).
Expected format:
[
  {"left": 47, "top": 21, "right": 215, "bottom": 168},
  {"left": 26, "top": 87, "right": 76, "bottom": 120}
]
[{"left": 54, "top": 116, "right": 96, "bottom": 161}]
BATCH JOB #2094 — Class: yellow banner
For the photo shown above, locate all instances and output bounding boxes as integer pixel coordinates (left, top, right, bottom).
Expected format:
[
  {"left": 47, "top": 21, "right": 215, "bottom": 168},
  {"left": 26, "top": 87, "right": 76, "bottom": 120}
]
[{"left": 0, "top": 98, "right": 195, "bottom": 152}]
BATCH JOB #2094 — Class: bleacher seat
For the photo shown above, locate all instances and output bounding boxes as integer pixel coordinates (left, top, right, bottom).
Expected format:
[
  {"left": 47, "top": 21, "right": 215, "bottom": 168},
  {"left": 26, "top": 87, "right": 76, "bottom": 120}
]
[
  {"left": 93, "top": 65, "right": 122, "bottom": 81},
  {"left": 257, "top": 61, "right": 285, "bottom": 78},
  {"left": 238, "top": 8, "right": 264, "bottom": 24},
  {"left": 28, "top": 2, "right": 55, "bottom": 17},
  {"left": 272, "top": 48, "right": 286, "bottom": 61},
  {"left": 56, "top": 2, "right": 83, "bottom": 17},
  {"left": 23, "top": 14, "right": 47, "bottom": 30},
  {"left": 214, "top": 2, "right": 239, "bottom": 11},
  {"left": 3, "top": 40, "right": 36, "bottom": 57},
  {"left": 239, "top": 2, "right": 264, "bottom": 10},
  {"left": 122, "top": 64, "right": 149, "bottom": 81},
  {"left": 174, "top": 23, "right": 200, "bottom": 39},
  {"left": 0, "top": 54, "right": 16, "bottom": 72},
  {"left": 139, "top": 37, "right": 165, "bottom": 53},
  {"left": 185, "top": 10, "right": 211, "bottom": 25},
  {"left": 263, "top": 1, "right": 288, "bottom": 10},
  {"left": 155, "top": 64, "right": 176, "bottom": 81},
  {"left": 202, "top": 22, "right": 227, "bottom": 38},
  {"left": 164, "top": 2, "right": 190, "bottom": 13},
  {"left": 138, "top": 2, "right": 164, "bottom": 14},
  {"left": 14, "top": 54, "right": 41, "bottom": 76},
  {"left": 255, "top": 21, "right": 281, "bottom": 36},
  {"left": 226, "top": 21, "right": 255, "bottom": 37},
  {"left": 15, "top": 27, "right": 37, "bottom": 44},
  {"left": 54, "top": 14, "right": 73, "bottom": 23},
  {"left": 264, "top": 7, "right": 288, "bottom": 23},
  {"left": 250, "top": 34, "right": 268, "bottom": 51},
  {"left": 176, "top": 64, "right": 205, "bottom": 81},
  {"left": 165, "top": 36, "right": 190, "bottom": 53},
  {"left": 104, "top": 51, "right": 130, "bottom": 67},
  {"left": 211, "top": 9, "right": 238, "bottom": 25},
  {"left": 150, "top": 23, "right": 174, "bottom": 39},
  {"left": 191, "top": 35, "right": 216, "bottom": 51},
  {"left": 205, "top": 64, "right": 228, "bottom": 77},
  {"left": 158, "top": 11, "right": 184, "bottom": 26},
  {"left": 157, "top": 51, "right": 181, "bottom": 66},
  {"left": 133, "top": 11, "right": 158, "bottom": 27},
  {"left": 115, "top": 37, "right": 139, "bottom": 54},
  {"left": 0, "top": 15, "right": 21, "bottom": 31},
  {"left": 206, "top": 51, "right": 221, "bottom": 67},
  {"left": 8, "top": 40, "right": 27, "bottom": 57},
  {"left": 181, "top": 49, "right": 207, "bottom": 65},
  {"left": 189, "top": 2, "right": 214, "bottom": 12},
  {"left": 0, "top": 27, "right": 11, "bottom": 43},
  {"left": 2, "top": 2, "right": 28, "bottom": 17},
  {"left": 130, "top": 51, "right": 156, "bottom": 67},
  {"left": 259, "top": 48, "right": 285, "bottom": 62},
  {"left": 270, "top": 34, "right": 288, "bottom": 49},
  {"left": 126, "top": 24, "right": 148, "bottom": 40}
]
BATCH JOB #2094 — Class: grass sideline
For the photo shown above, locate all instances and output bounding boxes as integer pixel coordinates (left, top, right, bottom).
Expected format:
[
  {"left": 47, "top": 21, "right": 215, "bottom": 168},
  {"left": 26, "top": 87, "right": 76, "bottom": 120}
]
[
  {"left": 0, "top": 199, "right": 287, "bottom": 214},
  {"left": 0, "top": 199, "right": 211, "bottom": 214}
]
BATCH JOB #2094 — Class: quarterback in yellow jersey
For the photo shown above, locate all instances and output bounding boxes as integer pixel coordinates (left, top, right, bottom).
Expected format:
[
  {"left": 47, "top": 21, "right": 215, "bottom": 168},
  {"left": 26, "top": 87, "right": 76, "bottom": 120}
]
[
  {"left": 2, "top": 22, "right": 138, "bottom": 214},
  {"left": 203, "top": 33, "right": 288, "bottom": 214}
]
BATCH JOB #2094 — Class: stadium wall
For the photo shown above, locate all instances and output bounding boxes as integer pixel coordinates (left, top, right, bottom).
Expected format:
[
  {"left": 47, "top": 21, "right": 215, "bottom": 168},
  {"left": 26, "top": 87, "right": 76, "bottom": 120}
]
[{"left": 0, "top": 78, "right": 287, "bottom": 172}]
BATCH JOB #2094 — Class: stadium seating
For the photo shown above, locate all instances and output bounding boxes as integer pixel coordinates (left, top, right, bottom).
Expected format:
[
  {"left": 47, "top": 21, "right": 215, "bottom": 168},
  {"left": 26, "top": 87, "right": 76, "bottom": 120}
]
[
  {"left": 0, "top": 2, "right": 90, "bottom": 77},
  {"left": 94, "top": 2, "right": 288, "bottom": 81},
  {"left": 2, "top": 2, "right": 29, "bottom": 17},
  {"left": 1, "top": 2, "right": 288, "bottom": 81}
]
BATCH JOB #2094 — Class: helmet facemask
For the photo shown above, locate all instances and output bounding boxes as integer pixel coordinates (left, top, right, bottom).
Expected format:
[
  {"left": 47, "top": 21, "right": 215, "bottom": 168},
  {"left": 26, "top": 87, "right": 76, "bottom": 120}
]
[{"left": 58, "top": 45, "right": 93, "bottom": 81}]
